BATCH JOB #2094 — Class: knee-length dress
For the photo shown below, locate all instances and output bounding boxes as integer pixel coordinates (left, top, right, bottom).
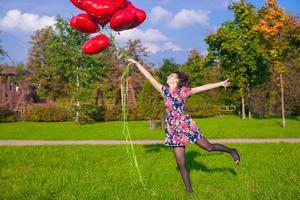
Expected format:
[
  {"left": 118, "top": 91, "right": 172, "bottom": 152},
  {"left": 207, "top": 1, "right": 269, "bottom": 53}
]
[{"left": 161, "top": 85, "right": 203, "bottom": 147}]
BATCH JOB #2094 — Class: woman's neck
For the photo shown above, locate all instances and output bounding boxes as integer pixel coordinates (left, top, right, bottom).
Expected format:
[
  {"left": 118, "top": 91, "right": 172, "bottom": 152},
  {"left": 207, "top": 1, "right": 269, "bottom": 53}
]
[{"left": 168, "top": 83, "right": 178, "bottom": 90}]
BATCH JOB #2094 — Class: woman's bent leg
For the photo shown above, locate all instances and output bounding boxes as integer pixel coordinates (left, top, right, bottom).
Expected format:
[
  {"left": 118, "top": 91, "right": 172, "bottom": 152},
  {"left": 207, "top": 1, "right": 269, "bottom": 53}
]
[{"left": 195, "top": 136, "right": 240, "bottom": 164}]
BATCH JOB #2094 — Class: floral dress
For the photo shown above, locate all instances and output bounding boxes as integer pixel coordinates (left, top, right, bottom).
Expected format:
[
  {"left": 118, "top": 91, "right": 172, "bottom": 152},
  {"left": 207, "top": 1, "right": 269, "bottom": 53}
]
[{"left": 162, "top": 85, "right": 203, "bottom": 147}]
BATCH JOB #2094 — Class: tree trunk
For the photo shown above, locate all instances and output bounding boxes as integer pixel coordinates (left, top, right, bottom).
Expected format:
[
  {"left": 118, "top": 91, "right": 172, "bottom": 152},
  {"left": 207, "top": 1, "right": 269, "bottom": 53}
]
[
  {"left": 75, "top": 66, "right": 80, "bottom": 123},
  {"left": 95, "top": 88, "right": 105, "bottom": 108},
  {"left": 149, "top": 118, "right": 157, "bottom": 130},
  {"left": 247, "top": 86, "right": 252, "bottom": 119},
  {"left": 241, "top": 89, "right": 246, "bottom": 119},
  {"left": 280, "top": 73, "right": 286, "bottom": 127}
]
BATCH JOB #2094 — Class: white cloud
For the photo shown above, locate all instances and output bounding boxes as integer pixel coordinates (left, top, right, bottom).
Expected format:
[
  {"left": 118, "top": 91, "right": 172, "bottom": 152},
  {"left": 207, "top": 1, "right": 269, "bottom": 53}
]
[
  {"left": 116, "top": 28, "right": 181, "bottom": 54},
  {"left": 149, "top": 7, "right": 211, "bottom": 29},
  {"left": 144, "top": 43, "right": 161, "bottom": 54},
  {"left": 117, "top": 28, "right": 169, "bottom": 42},
  {"left": 169, "top": 9, "right": 210, "bottom": 28},
  {"left": 163, "top": 42, "right": 181, "bottom": 52},
  {"left": 0, "top": 9, "right": 55, "bottom": 32},
  {"left": 144, "top": 42, "right": 181, "bottom": 54},
  {"left": 150, "top": 6, "right": 172, "bottom": 24}
]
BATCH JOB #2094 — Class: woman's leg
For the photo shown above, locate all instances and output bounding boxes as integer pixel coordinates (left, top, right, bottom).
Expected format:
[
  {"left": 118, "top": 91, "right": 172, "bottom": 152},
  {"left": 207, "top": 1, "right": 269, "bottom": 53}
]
[
  {"left": 172, "top": 146, "right": 193, "bottom": 193},
  {"left": 194, "top": 136, "right": 240, "bottom": 164}
]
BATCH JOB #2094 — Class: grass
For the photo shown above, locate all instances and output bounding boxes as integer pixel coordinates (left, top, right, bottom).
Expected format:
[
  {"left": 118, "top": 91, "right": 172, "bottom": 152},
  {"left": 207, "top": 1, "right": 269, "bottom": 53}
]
[
  {"left": 0, "top": 115, "right": 299, "bottom": 140},
  {"left": 0, "top": 143, "right": 299, "bottom": 199}
]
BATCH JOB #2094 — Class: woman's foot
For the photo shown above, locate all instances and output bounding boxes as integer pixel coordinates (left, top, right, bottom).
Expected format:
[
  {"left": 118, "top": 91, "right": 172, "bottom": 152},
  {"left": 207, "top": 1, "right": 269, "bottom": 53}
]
[
  {"left": 230, "top": 148, "right": 240, "bottom": 165},
  {"left": 186, "top": 189, "right": 193, "bottom": 193}
]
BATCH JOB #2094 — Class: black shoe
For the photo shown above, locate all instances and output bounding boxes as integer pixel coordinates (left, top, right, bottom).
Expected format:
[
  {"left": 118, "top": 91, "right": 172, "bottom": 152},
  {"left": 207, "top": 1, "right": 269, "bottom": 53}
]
[{"left": 231, "top": 148, "right": 240, "bottom": 165}]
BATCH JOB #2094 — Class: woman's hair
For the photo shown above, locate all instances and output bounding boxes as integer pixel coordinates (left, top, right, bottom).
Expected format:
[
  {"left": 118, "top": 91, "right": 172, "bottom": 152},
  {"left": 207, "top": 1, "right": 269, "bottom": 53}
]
[{"left": 173, "top": 71, "right": 191, "bottom": 89}]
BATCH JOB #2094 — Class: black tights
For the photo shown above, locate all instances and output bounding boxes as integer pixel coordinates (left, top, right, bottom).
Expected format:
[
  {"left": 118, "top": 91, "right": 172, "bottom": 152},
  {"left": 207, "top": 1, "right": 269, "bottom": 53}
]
[{"left": 172, "top": 136, "right": 234, "bottom": 193}]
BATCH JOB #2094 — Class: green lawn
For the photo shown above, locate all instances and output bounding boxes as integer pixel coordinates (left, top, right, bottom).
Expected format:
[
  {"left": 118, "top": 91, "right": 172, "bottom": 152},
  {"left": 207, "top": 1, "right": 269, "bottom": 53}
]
[
  {"left": 0, "top": 115, "right": 299, "bottom": 140},
  {"left": 0, "top": 143, "right": 299, "bottom": 199}
]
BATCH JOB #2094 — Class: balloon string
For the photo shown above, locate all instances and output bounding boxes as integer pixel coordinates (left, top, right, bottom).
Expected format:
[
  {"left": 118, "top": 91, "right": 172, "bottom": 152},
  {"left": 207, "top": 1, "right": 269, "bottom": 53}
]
[
  {"left": 113, "top": 36, "right": 159, "bottom": 197},
  {"left": 120, "top": 64, "right": 159, "bottom": 197}
]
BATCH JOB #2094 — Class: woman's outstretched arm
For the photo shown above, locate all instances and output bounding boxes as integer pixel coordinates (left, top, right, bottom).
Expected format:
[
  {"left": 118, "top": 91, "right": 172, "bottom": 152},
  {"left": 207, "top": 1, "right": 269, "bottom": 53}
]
[
  {"left": 126, "top": 58, "right": 163, "bottom": 95},
  {"left": 190, "top": 78, "right": 230, "bottom": 95}
]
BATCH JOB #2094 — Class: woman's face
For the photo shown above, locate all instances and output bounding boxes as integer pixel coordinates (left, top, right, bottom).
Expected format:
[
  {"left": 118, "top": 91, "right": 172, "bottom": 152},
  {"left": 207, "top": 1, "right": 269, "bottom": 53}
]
[{"left": 166, "top": 73, "right": 179, "bottom": 87}]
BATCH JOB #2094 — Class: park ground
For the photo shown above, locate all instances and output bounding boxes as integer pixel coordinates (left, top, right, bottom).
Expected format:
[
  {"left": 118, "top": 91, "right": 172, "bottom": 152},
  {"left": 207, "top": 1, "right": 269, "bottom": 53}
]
[{"left": 0, "top": 115, "right": 299, "bottom": 199}]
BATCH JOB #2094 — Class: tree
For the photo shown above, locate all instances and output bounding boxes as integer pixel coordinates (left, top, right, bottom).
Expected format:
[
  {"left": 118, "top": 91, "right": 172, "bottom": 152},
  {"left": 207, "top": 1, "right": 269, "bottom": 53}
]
[
  {"left": 180, "top": 49, "right": 205, "bottom": 87},
  {"left": 0, "top": 31, "right": 7, "bottom": 61},
  {"left": 137, "top": 80, "right": 164, "bottom": 129},
  {"left": 205, "top": 0, "right": 271, "bottom": 119},
  {"left": 45, "top": 17, "right": 109, "bottom": 123},
  {"left": 156, "top": 58, "right": 180, "bottom": 84},
  {"left": 124, "top": 39, "right": 153, "bottom": 98},
  {"left": 27, "top": 27, "right": 56, "bottom": 98},
  {"left": 253, "top": 0, "right": 297, "bottom": 127},
  {"left": 11, "top": 63, "right": 27, "bottom": 84}
]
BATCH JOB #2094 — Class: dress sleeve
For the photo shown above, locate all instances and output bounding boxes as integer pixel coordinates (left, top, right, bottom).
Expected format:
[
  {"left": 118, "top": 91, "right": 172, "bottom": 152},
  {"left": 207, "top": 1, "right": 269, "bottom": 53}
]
[{"left": 180, "top": 86, "right": 192, "bottom": 99}]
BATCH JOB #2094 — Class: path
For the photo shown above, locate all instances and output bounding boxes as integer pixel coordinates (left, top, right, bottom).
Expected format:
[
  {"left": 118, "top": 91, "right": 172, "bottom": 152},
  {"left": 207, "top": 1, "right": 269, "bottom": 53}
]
[{"left": 0, "top": 138, "right": 299, "bottom": 146}]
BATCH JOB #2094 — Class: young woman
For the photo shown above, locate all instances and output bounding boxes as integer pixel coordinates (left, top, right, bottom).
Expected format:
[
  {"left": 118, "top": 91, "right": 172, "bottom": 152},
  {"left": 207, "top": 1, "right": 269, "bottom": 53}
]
[{"left": 127, "top": 58, "right": 240, "bottom": 193}]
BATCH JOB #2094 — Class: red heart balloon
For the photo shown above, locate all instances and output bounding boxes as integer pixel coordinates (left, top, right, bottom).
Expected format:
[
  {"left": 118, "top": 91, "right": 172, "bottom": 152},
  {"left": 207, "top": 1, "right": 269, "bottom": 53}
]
[
  {"left": 126, "top": 3, "right": 146, "bottom": 29},
  {"left": 107, "top": 0, "right": 127, "bottom": 12},
  {"left": 70, "top": 0, "right": 86, "bottom": 10},
  {"left": 70, "top": 13, "right": 99, "bottom": 33},
  {"left": 83, "top": 0, "right": 115, "bottom": 21},
  {"left": 89, "top": 14, "right": 110, "bottom": 28},
  {"left": 109, "top": 2, "right": 137, "bottom": 31},
  {"left": 82, "top": 34, "right": 110, "bottom": 54}
]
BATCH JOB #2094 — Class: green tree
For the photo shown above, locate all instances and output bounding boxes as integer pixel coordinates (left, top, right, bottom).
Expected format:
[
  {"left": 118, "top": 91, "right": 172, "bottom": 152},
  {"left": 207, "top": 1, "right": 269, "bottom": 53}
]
[
  {"left": 0, "top": 31, "right": 7, "bottom": 60},
  {"left": 11, "top": 63, "right": 27, "bottom": 84},
  {"left": 137, "top": 80, "right": 164, "bottom": 129},
  {"left": 45, "top": 17, "right": 109, "bottom": 123},
  {"left": 180, "top": 49, "right": 205, "bottom": 86},
  {"left": 205, "top": 0, "right": 270, "bottom": 119},
  {"left": 27, "top": 27, "right": 55, "bottom": 97},
  {"left": 125, "top": 39, "right": 153, "bottom": 98},
  {"left": 156, "top": 58, "right": 180, "bottom": 84}
]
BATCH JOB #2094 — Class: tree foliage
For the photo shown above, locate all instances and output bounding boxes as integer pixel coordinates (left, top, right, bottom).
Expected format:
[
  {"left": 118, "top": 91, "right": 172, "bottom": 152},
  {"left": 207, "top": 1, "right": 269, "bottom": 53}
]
[
  {"left": 180, "top": 49, "right": 205, "bottom": 87},
  {"left": 0, "top": 31, "right": 7, "bottom": 61},
  {"left": 205, "top": 0, "right": 271, "bottom": 118},
  {"left": 44, "top": 17, "right": 109, "bottom": 102},
  {"left": 156, "top": 58, "right": 180, "bottom": 84}
]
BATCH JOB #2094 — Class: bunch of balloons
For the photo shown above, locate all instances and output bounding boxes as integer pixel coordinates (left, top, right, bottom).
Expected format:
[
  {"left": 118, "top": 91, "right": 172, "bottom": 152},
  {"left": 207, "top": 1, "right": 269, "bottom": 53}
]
[{"left": 69, "top": 0, "right": 147, "bottom": 54}]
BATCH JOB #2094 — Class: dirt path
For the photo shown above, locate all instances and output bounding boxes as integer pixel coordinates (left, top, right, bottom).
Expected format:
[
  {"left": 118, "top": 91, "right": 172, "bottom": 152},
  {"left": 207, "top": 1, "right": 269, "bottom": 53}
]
[{"left": 0, "top": 138, "right": 299, "bottom": 146}]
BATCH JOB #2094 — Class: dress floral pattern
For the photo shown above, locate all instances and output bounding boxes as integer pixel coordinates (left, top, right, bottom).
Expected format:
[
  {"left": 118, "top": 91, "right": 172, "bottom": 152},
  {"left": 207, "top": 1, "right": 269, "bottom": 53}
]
[{"left": 162, "top": 85, "right": 203, "bottom": 147}]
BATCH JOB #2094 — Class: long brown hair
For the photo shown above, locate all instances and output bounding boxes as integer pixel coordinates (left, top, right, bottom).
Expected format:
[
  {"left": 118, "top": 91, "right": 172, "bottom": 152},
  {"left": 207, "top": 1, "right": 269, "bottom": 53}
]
[
  {"left": 166, "top": 71, "right": 191, "bottom": 94},
  {"left": 174, "top": 71, "right": 191, "bottom": 89}
]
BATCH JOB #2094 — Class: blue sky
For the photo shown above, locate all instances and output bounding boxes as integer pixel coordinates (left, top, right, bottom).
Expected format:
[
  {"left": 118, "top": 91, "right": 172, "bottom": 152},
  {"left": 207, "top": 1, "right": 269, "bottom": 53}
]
[{"left": 0, "top": 0, "right": 299, "bottom": 67}]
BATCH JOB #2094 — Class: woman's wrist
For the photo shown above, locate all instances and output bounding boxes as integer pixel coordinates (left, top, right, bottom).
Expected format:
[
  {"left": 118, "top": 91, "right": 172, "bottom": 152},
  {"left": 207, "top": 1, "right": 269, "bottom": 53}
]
[{"left": 219, "top": 81, "right": 224, "bottom": 88}]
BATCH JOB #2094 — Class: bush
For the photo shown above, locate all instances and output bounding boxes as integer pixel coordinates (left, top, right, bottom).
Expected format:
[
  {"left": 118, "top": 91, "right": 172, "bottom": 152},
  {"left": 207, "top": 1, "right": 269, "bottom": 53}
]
[
  {"left": 292, "top": 105, "right": 300, "bottom": 116},
  {"left": 24, "top": 105, "right": 72, "bottom": 122},
  {"left": 185, "top": 103, "right": 221, "bottom": 118},
  {"left": 0, "top": 106, "right": 18, "bottom": 122},
  {"left": 104, "top": 106, "right": 143, "bottom": 121},
  {"left": 70, "top": 103, "right": 106, "bottom": 124},
  {"left": 104, "top": 106, "right": 121, "bottom": 121}
]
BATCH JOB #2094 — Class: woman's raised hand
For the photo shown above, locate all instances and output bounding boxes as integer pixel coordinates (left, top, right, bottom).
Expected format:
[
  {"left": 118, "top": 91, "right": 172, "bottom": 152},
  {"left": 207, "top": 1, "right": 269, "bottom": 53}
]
[
  {"left": 222, "top": 78, "right": 231, "bottom": 90},
  {"left": 126, "top": 58, "right": 138, "bottom": 65}
]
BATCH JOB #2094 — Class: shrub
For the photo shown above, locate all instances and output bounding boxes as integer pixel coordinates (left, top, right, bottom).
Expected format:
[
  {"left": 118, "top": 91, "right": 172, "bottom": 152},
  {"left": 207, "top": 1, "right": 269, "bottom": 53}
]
[
  {"left": 104, "top": 106, "right": 121, "bottom": 121},
  {"left": 0, "top": 106, "right": 18, "bottom": 122},
  {"left": 24, "top": 105, "right": 72, "bottom": 122},
  {"left": 185, "top": 103, "right": 221, "bottom": 118},
  {"left": 104, "top": 106, "right": 143, "bottom": 121},
  {"left": 70, "top": 103, "right": 106, "bottom": 124}
]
